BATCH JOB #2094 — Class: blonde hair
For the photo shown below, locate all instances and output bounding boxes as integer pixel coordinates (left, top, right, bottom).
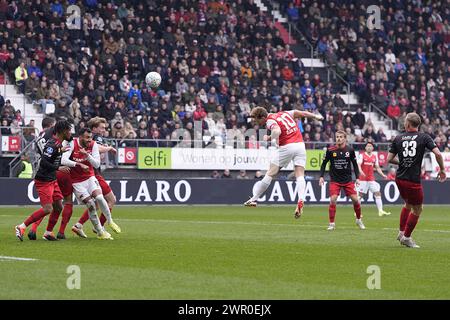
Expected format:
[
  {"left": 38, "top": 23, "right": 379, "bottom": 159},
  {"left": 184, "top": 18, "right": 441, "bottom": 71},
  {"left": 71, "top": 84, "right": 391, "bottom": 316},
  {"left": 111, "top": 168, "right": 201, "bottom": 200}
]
[
  {"left": 335, "top": 130, "right": 347, "bottom": 137},
  {"left": 405, "top": 112, "right": 421, "bottom": 128},
  {"left": 87, "top": 117, "right": 107, "bottom": 129}
]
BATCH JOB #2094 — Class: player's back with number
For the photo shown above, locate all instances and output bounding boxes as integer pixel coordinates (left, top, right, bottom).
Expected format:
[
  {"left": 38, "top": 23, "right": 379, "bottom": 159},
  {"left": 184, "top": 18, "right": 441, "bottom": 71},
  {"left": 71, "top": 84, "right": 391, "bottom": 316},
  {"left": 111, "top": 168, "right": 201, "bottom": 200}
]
[
  {"left": 266, "top": 111, "right": 303, "bottom": 146},
  {"left": 390, "top": 132, "right": 436, "bottom": 183}
]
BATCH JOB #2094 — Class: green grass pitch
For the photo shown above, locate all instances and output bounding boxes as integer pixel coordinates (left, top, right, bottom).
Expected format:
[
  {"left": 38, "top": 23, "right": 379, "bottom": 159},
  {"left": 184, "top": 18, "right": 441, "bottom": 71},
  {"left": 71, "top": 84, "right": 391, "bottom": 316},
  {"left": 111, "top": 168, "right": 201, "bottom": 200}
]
[{"left": 1, "top": 205, "right": 450, "bottom": 299}]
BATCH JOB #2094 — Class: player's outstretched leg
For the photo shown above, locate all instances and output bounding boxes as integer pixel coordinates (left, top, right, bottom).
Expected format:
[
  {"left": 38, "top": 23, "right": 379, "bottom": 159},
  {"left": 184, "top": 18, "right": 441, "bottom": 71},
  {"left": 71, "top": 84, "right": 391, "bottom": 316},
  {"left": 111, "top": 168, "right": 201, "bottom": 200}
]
[
  {"left": 245, "top": 165, "right": 279, "bottom": 207},
  {"left": 244, "top": 175, "right": 273, "bottom": 207},
  {"left": 15, "top": 206, "right": 50, "bottom": 241}
]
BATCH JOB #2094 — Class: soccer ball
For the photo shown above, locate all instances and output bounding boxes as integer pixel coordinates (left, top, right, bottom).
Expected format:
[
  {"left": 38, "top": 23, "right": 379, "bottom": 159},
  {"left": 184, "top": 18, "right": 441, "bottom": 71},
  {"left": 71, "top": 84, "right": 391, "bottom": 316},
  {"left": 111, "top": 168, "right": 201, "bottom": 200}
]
[{"left": 145, "top": 71, "right": 162, "bottom": 88}]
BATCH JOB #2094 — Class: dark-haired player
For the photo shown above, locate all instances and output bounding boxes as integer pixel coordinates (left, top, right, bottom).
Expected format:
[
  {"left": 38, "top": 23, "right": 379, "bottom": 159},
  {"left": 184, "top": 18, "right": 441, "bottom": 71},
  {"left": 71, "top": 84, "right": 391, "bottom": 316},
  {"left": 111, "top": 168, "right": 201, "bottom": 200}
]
[
  {"left": 387, "top": 113, "right": 446, "bottom": 248},
  {"left": 72, "top": 117, "right": 120, "bottom": 237},
  {"left": 319, "top": 130, "right": 365, "bottom": 230},
  {"left": 357, "top": 141, "right": 391, "bottom": 217},
  {"left": 28, "top": 117, "right": 74, "bottom": 240},
  {"left": 15, "top": 120, "right": 79, "bottom": 241},
  {"left": 61, "top": 127, "right": 120, "bottom": 240}
]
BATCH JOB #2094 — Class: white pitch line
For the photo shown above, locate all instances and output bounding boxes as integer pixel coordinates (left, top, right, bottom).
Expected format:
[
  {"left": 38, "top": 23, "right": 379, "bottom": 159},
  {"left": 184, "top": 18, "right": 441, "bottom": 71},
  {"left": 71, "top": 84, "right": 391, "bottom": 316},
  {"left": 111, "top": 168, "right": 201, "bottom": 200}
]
[
  {"left": 117, "top": 218, "right": 450, "bottom": 233},
  {"left": 383, "top": 227, "right": 450, "bottom": 234},
  {"left": 0, "top": 255, "right": 38, "bottom": 261}
]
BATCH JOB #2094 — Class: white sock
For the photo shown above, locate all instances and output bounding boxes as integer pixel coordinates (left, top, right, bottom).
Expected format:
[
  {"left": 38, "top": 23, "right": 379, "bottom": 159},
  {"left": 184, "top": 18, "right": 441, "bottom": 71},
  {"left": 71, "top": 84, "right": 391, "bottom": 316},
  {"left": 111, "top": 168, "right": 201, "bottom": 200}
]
[
  {"left": 250, "top": 175, "right": 272, "bottom": 201},
  {"left": 95, "top": 194, "right": 112, "bottom": 224},
  {"left": 75, "top": 222, "right": 83, "bottom": 229},
  {"left": 19, "top": 223, "right": 26, "bottom": 228},
  {"left": 86, "top": 199, "right": 103, "bottom": 233},
  {"left": 296, "top": 176, "right": 306, "bottom": 202},
  {"left": 375, "top": 196, "right": 383, "bottom": 212}
]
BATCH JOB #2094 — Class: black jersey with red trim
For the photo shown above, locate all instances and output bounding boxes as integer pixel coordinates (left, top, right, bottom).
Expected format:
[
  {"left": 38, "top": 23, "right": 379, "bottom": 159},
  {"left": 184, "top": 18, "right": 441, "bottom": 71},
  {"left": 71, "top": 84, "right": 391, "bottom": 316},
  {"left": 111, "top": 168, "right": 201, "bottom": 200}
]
[
  {"left": 34, "top": 136, "right": 64, "bottom": 182},
  {"left": 320, "top": 145, "right": 360, "bottom": 184},
  {"left": 389, "top": 131, "right": 436, "bottom": 183},
  {"left": 35, "top": 127, "right": 55, "bottom": 156}
]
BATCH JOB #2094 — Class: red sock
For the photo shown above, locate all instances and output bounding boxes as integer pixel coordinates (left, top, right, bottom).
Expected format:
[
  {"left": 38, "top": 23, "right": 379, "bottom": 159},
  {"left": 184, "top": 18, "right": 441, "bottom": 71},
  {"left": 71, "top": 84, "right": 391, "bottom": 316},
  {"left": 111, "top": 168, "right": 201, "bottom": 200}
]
[
  {"left": 404, "top": 213, "right": 420, "bottom": 237},
  {"left": 24, "top": 208, "right": 47, "bottom": 227},
  {"left": 79, "top": 209, "right": 90, "bottom": 225},
  {"left": 329, "top": 203, "right": 336, "bottom": 223},
  {"left": 31, "top": 217, "right": 44, "bottom": 232},
  {"left": 46, "top": 210, "right": 61, "bottom": 232},
  {"left": 58, "top": 203, "right": 73, "bottom": 234},
  {"left": 399, "top": 207, "right": 411, "bottom": 232},
  {"left": 353, "top": 202, "right": 362, "bottom": 219},
  {"left": 100, "top": 213, "right": 107, "bottom": 226}
]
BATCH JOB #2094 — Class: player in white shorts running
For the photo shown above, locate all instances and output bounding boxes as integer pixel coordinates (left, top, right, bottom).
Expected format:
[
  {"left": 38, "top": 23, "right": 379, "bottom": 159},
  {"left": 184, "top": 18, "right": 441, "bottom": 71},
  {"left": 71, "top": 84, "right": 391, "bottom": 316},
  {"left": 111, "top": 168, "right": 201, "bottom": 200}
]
[
  {"left": 244, "top": 106, "right": 324, "bottom": 218},
  {"left": 357, "top": 141, "right": 391, "bottom": 216}
]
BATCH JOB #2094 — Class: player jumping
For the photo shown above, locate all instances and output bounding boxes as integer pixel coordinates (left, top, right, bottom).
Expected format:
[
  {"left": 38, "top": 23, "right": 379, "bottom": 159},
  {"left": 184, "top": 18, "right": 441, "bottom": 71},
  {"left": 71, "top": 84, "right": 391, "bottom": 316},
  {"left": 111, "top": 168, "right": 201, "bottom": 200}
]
[
  {"left": 387, "top": 113, "right": 446, "bottom": 248},
  {"left": 71, "top": 117, "right": 120, "bottom": 238},
  {"left": 357, "top": 141, "right": 391, "bottom": 217},
  {"left": 15, "top": 120, "right": 74, "bottom": 241},
  {"left": 244, "top": 106, "right": 324, "bottom": 218},
  {"left": 61, "top": 127, "right": 120, "bottom": 240},
  {"left": 319, "top": 130, "right": 365, "bottom": 230}
]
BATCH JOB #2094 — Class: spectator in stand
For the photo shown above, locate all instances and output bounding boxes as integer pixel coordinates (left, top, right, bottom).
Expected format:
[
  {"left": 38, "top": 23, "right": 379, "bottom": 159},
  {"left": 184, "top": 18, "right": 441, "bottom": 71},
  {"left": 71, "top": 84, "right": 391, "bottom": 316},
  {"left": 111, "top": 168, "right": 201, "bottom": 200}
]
[
  {"left": 3, "top": 0, "right": 445, "bottom": 150},
  {"left": 303, "top": 96, "right": 317, "bottom": 112},
  {"left": 352, "top": 107, "right": 366, "bottom": 130},
  {"left": 387, "top": 103, "right": 401, "bottom": 129},
  {"left": 222, "top": 169, "right": 232, "bottom": 179},
  {"left": 1, "top": 119, "right": 11, "bottom": 135},
  {"left": 237, "top": 170, "right": 249, "bottom": 180},
  {"left": 211, "top": 170, "right": 220, "bottom": 179},
  {"left": 14, "top": 62, "right": 28, "bottom": 94}
]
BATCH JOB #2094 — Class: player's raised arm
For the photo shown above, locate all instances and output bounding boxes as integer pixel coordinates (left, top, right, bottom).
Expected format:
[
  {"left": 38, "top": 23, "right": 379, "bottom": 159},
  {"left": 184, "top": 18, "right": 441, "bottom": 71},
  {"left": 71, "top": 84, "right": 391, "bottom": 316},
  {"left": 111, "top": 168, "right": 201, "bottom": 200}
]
[
  {"left": 293, "top": 110, "right": 324, "bottom": 121},
  {"left": 98, "top": 144, "right": 117, "bottom": 154},
  {"left": 85, "top": 142, "right": 101, "bottom": 169}
]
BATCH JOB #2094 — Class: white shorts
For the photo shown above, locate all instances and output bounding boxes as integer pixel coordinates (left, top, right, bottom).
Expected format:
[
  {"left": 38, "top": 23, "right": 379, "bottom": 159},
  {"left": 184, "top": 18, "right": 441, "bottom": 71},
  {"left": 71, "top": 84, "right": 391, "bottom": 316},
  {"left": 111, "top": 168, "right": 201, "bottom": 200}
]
[
  {"left": 72, "top": 176, "right": 101, "bottom": 202},
  {"left": 270, "top": 142, "right": 306, "bottom": 168},
  {"left": 358, "top": 181, "right": 381, "bottom": 194}
]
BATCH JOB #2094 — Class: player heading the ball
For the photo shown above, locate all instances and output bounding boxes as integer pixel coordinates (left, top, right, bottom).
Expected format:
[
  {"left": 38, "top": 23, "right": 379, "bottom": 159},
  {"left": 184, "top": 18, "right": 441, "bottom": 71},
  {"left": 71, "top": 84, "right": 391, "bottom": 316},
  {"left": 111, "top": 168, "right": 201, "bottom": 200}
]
[{"left": 244, "top": 106, "right": 323, "bottom": 218}]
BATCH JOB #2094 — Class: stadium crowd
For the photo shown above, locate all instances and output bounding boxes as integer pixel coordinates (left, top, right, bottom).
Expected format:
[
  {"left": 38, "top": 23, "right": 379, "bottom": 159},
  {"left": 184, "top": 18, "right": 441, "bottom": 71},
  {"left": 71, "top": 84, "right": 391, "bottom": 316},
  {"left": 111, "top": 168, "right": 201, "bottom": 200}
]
[
  {"left": 0, "top": 0, "right": 448, "bottom": 152},
  {"left": 285, "top": 0, "right": 450, "bottom": 151}
]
